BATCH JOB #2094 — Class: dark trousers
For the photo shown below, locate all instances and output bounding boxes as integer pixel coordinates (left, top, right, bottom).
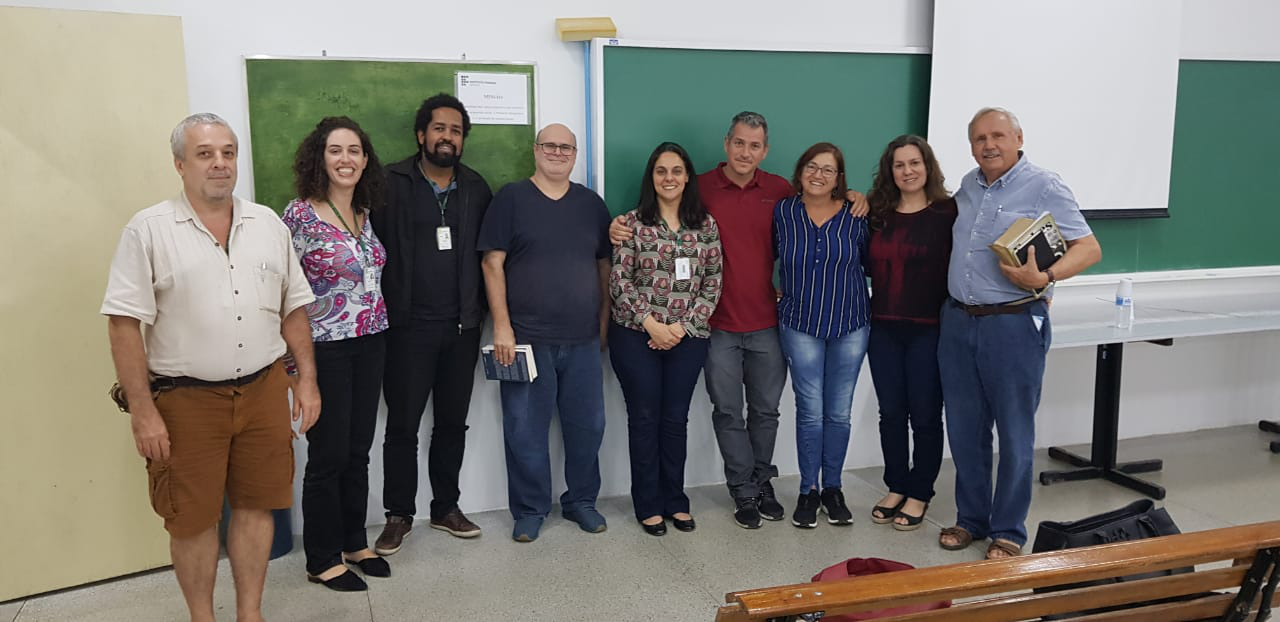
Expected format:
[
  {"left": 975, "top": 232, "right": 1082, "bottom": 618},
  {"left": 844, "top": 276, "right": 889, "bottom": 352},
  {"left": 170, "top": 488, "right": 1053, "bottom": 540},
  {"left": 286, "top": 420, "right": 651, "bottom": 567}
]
[
  {"left": 608, "top": 323, "right": 710, "bottom": 520},
  {"left": 302, "top": 333, "right": 386, "bottom": 575},
  {"left": 867, "top": 320, "right": 944, "bottom": 503},
  {"left": 381, "top": 322, "right": 481, "bottom": 520}
]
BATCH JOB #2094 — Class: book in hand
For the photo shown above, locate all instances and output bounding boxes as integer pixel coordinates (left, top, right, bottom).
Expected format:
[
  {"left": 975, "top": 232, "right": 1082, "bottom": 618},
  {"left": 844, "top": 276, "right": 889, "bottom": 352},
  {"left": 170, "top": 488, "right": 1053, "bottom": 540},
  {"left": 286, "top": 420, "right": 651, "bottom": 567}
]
[
  {"left": 989, "top": 211, "right": 1067, "bottom": 297},
  {"left": 989, "top": 211, "right": 1067, "bottom": 271},
  {"left": 481, "top": 344, "right": 538, "bottom": 382}
]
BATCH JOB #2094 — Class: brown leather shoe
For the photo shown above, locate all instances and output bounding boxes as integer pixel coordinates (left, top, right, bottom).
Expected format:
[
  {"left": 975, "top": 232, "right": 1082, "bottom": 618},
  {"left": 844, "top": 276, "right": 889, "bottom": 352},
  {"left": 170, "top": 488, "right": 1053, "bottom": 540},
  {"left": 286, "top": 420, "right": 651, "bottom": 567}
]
[
  {"left": 374, "top": 516, "right": 412, "bottom": 555},
  {"left": 429, "top": 508, "right": 482, "bottom": 539}
]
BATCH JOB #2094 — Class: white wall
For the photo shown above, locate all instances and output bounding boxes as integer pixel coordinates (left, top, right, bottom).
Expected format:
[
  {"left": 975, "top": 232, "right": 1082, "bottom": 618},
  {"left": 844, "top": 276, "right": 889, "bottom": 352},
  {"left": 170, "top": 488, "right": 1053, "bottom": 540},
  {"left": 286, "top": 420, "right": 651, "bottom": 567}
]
[{"left": 9, "top": 0, "right": 1278, "bottom": 527}]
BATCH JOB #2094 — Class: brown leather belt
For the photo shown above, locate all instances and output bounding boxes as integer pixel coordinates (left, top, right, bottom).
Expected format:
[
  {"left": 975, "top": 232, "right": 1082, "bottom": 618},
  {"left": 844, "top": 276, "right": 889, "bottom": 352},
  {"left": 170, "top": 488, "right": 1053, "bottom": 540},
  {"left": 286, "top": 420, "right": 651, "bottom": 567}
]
[
  {"left": 150, "top": 362, "right": 274, "bottom": 392},
  {"left": 950, "top": 297, "right": 1036, "bottom": 317}
]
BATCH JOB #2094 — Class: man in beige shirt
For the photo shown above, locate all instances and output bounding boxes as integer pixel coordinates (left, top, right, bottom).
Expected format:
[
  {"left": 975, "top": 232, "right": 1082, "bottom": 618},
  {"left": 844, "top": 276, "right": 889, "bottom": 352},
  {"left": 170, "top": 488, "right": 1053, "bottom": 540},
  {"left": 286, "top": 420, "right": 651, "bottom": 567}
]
[{"left": 101, "top": 113, "right": 319, "bottom": 622}]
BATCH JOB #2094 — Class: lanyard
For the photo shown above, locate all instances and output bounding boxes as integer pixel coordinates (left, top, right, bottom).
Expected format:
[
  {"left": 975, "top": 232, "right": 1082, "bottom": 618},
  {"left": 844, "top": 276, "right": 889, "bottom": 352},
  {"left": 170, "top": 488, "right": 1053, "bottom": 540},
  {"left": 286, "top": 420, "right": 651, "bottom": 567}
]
[
  {"left": 435, "top": 185, "right": 450, "bottom": 222},
  {"left": 419, "top": 160, "right": 454, "bottom": 222},
  {"left": 326, "top": 199, "right": 369, "bottom": 259}
]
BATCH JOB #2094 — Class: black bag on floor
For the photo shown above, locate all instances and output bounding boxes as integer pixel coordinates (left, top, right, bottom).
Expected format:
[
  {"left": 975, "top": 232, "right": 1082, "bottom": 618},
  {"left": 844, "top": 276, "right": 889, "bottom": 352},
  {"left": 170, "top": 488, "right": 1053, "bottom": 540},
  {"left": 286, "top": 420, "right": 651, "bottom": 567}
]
[{"left": 1030, "top": 499, "right": 1197, "bottom": 619}]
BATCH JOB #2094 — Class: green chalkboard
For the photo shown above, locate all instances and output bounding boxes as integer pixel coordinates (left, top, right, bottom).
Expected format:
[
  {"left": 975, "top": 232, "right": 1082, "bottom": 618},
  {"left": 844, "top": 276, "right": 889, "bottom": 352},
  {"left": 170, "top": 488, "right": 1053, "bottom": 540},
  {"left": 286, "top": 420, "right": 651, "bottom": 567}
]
[
  {"left": 245, "top": 58, "right": 535, "bottom": 213},
  {"left": 601, "top": 45, "right": 930, "bottom": 218},
  {"left": 1087, "top": 60, "right": 1280, "bottom": 272},
  {"left": 603, "top": 50, "right": 1280, "bottom": 273}
]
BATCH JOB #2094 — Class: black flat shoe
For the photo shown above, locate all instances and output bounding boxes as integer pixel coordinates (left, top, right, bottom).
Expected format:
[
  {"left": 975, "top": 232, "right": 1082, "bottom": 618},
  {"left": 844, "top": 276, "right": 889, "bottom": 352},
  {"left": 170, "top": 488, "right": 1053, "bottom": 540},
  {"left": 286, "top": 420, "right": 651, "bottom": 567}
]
[
  {"left": 307, "top": 569, "right": 367, "bottom": 592},
  {"left": 639, "top": 519, "right": 667, "bottom": 536},
  {"left": 344, "top": 555, "right": 391, "bottom": 578},
  {"left": 667, "top": 515, "right": 696, "bottom": 532}
]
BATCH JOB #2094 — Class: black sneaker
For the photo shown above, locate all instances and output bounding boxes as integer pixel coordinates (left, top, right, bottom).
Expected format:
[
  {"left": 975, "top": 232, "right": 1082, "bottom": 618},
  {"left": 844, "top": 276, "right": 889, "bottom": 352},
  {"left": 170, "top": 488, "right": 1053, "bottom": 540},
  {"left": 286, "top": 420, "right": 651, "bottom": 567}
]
[
  {"left": 820, "top": 487, "right": 853, "bottom": 525},
  {"left": 792, "top": 490, "right": 820, "bottom": 528},
  {"left": 757, "top": 481, "right": 785, "bottom": 522},
  {"left": 733, "top": 497, "right": 762, "bottom": 529}
]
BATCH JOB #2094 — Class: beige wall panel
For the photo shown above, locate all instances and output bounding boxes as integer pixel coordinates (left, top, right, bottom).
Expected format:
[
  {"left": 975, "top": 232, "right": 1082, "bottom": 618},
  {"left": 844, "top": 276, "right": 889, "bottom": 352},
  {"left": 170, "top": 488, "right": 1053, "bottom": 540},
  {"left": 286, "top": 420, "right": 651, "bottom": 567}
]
[{"left": 0, "top": 6, "right": 189, "bottom": 600}]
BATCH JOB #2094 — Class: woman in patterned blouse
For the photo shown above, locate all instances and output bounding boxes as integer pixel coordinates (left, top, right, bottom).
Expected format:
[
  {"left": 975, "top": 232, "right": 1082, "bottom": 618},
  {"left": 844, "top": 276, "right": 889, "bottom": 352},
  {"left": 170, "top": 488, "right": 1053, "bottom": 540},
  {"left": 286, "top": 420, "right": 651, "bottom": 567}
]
[
  {"left": 283, "top": 116, "right": 390, "bottom": 591},
  {"left": 609, "top": 142, "right": 723, "bottom": 536}
]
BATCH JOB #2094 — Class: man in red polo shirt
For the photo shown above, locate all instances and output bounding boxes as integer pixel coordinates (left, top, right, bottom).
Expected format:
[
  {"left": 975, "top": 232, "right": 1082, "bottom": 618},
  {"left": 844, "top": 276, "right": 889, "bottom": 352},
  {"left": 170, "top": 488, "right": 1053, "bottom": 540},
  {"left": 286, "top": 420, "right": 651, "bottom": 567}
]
[{"left": 611, "top": 112, "right": 866, "bottom": 528}]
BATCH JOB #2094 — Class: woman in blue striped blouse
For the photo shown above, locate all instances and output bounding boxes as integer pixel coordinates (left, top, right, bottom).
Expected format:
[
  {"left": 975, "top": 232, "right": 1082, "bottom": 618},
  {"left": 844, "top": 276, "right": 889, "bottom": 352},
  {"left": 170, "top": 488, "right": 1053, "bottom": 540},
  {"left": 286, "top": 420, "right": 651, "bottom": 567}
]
[{"left": 774, "top": 142, "right": 871, "bottom": 529}]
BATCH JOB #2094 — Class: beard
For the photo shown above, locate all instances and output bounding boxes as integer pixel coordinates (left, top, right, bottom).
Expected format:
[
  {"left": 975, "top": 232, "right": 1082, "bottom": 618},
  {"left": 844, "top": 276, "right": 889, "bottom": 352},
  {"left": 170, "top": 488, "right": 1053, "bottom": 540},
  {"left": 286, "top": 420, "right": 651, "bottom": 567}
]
[{"left": 422, "top": 140, "right": 462, "bottom": 168}]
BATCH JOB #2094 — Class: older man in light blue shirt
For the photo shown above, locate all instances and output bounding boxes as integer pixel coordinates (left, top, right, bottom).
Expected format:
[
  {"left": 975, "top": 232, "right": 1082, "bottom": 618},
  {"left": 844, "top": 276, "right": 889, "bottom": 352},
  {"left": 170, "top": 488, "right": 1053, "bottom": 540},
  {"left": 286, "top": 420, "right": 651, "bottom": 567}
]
[{"left": 937, "top": 107, "right": 1102, "bottom": 560}]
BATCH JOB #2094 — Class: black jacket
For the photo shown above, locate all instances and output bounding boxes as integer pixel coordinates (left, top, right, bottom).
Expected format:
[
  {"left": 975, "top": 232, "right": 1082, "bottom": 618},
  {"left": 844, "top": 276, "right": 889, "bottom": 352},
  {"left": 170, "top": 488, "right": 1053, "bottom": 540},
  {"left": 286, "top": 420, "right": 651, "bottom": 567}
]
[{"left": 372, "top": 156, "right": 493, "bottom": 330}]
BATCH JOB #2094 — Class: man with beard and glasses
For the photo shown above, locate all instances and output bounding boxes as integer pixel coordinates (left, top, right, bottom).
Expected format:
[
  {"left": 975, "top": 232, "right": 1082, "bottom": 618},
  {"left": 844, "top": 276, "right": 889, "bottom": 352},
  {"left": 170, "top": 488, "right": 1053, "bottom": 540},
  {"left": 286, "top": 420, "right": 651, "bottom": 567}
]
[{"left": 370, "top": 93, "right": 493, "bottom": 555}]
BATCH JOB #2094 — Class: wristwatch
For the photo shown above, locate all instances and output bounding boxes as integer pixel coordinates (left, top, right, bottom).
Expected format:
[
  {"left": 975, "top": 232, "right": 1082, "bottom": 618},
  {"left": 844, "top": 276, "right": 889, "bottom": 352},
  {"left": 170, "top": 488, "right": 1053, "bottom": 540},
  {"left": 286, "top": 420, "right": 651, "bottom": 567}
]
[{"left": 1043, "top": 267, "right": 1057, "bottom": 287}]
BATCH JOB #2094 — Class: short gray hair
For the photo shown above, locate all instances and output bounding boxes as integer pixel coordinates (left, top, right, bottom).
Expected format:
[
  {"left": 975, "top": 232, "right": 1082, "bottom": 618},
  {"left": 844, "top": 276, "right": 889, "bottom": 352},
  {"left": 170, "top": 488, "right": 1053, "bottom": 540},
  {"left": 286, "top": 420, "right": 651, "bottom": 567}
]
[
  {"left": 170, "top": 112, "right": 236, "bottom": 159},
  {"left": 967, "top": 107, "right": 1022, "bottom": 139},
  {"left": 726, "top": 111, "right": 769, "bottom": 145}
]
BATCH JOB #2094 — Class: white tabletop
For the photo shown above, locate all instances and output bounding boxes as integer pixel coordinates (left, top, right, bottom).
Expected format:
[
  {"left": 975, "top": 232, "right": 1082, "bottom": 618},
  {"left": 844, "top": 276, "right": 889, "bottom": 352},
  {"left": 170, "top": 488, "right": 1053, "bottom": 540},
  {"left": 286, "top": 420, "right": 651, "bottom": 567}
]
[{"left": 1048, "top": 274, "right": 1280, "bottom": 349}]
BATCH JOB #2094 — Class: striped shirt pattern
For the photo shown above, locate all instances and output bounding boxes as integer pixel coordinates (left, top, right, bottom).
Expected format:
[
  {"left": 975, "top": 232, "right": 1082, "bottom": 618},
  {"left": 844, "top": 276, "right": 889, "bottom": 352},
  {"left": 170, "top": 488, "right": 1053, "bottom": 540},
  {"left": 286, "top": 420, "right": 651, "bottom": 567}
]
[{"left": 774, "top": 196, "right": 871, "bottom": 339}]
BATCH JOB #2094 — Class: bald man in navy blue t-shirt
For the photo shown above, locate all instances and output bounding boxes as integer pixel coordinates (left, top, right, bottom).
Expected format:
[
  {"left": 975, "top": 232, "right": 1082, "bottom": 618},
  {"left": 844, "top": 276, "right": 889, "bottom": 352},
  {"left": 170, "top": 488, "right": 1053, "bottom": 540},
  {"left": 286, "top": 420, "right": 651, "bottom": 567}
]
[{"left": 479, "top": 123, "right": 612, "bottom": 543}]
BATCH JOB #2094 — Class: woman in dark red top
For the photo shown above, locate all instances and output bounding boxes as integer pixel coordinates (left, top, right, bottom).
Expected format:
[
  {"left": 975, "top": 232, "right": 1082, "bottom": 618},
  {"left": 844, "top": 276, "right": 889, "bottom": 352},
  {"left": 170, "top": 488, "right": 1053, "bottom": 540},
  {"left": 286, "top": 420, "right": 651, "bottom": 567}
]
[{"left": 864, "top": 135, "right": 957, "bottom": 531}]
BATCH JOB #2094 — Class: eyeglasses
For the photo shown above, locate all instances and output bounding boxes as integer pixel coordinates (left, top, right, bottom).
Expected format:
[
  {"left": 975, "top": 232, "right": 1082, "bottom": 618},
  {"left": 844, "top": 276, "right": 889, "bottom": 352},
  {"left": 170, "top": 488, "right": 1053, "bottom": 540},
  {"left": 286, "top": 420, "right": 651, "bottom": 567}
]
[
  {"left": 537, "top": 142, "right": 578, "bottom": 155},
  {"left": 803, "top": 162, "right": 839, "bottom": 178}
]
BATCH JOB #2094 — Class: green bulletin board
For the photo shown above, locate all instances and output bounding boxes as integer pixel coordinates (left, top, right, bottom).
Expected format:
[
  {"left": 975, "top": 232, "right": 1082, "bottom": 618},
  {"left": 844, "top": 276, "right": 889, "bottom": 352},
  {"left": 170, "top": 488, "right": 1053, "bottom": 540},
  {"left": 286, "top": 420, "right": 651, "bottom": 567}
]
[{"left": 244, "top": 57, "right": 536, "bottom": 212}]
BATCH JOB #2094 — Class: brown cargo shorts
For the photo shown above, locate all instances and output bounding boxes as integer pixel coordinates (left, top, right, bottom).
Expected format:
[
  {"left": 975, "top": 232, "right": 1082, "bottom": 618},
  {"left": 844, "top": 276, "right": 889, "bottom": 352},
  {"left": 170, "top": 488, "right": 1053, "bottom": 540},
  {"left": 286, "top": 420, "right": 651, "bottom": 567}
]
[{"left": 145, "top": 363, "right": 295, "bottom": 537}]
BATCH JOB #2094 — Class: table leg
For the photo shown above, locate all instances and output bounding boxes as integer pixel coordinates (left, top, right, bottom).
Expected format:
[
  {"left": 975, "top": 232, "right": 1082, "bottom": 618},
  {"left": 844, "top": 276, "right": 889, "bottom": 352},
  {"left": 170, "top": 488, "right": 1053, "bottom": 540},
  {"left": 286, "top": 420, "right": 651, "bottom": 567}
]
[{"left": 1040, "top": 343, "right": 1167, "bottom": 499}]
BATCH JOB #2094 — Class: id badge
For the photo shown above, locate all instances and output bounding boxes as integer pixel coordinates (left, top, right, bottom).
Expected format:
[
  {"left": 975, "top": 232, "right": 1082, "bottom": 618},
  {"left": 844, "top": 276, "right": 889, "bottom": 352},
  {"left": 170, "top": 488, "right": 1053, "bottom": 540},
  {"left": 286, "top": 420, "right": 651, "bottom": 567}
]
[
  {"left": 362, "top": 265, "right": 376, "bottom": 293},
  {"left": 436, "top": 226, "right": 453, "bottom": 251},
  {"left": 675, "top": 257, "right": 692, "bottom": 281}
]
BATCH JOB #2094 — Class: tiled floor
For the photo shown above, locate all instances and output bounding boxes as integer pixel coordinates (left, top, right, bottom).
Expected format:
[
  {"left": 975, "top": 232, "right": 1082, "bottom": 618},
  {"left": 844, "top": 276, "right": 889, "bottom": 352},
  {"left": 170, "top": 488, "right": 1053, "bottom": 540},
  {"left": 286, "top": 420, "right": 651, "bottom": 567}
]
[{"left": 7, "top": 424, "right": 1278, "bottom": 621}]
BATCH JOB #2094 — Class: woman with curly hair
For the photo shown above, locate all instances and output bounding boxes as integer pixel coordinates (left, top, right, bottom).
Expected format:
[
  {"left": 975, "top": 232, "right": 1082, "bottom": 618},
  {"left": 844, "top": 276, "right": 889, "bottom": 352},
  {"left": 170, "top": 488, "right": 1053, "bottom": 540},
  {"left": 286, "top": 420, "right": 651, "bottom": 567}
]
[
  {"left": 282, "top": 116, "right": 389, "bottom": 591},
  {"left": 864, "top": 134, "right": 956, "bottom": 532}
]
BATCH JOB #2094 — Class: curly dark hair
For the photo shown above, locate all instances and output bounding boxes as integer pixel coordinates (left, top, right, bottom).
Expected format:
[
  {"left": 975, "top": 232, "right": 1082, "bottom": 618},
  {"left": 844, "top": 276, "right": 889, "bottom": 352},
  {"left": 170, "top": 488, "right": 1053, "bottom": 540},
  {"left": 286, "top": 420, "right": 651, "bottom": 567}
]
[
  {"left": 414, "top": 93, "right": 471, "bottom": 140},
  {"left": 867, "top": 134, "right": 948, "bottom": 231},
  {"left": 636, "top": 142, "right": 706, "bottom": 230},
  {"left": 790, "top": 142, "right": 848, "bottom": 200},
  {"left": 292, "top": 116, "right": 384, "bottom": 211}
]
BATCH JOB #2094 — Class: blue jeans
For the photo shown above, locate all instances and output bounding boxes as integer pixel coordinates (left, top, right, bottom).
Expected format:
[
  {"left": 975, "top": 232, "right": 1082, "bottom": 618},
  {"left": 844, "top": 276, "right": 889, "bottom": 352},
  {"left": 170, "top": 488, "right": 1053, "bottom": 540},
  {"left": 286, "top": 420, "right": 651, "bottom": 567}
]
[
  {"left": 938, "top": 299, "right": 1051, "bottom": 546},
  {"left": 498, "top": 339, "right": 606, "bottom": 520},
  {"left": 608, "top": 323, "right": 709, "bottom": 520},
  {"left": 867, "top": 320, "right": 944, "bottom": 502},
  {"left": 779, "top": 324, "right": 870, "bottom": 492}
]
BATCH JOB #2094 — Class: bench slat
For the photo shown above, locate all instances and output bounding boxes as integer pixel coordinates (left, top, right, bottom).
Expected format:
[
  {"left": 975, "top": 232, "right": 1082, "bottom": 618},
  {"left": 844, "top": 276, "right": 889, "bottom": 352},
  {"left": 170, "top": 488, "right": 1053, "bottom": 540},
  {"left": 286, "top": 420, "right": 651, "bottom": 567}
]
[
  {"left": 718, "top": 521, "right": 1280, "bottom": 621},
  {"left": 864, "top": 564, "right": 1247, "bottom": 622}
]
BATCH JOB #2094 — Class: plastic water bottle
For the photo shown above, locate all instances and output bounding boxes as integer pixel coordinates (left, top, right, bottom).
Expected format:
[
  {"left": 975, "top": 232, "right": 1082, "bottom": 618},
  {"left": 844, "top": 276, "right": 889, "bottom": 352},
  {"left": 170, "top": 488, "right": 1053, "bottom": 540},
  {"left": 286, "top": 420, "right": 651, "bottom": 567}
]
[{"left": 1114, "top": 278, "right": 1134, "bottom": 329}]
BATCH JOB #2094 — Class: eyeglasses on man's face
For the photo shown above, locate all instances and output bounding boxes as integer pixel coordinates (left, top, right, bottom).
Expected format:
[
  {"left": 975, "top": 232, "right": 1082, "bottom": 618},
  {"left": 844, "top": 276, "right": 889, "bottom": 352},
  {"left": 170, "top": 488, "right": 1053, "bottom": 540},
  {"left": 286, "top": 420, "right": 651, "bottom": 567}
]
[
  {"left": 803, "top": 162, "right": 839, "bottom": 178},
  {"left": 537, "top": 142, "right": 577, "bottom": 156}
]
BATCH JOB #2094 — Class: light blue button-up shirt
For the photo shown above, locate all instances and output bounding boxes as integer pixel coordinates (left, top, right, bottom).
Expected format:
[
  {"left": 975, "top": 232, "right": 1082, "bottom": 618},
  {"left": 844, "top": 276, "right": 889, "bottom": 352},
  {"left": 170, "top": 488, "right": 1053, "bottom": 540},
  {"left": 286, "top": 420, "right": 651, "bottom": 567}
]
[{"left": 948, "top": 153, "right": 1092, "bottom": 305}]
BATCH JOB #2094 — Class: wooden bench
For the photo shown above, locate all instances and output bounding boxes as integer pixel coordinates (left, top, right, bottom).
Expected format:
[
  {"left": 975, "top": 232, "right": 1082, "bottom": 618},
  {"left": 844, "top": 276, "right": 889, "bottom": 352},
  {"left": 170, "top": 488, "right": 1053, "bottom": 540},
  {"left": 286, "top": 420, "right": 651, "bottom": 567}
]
[{"left": 716, "top": 520, "right": 1280, "bottom": 621}]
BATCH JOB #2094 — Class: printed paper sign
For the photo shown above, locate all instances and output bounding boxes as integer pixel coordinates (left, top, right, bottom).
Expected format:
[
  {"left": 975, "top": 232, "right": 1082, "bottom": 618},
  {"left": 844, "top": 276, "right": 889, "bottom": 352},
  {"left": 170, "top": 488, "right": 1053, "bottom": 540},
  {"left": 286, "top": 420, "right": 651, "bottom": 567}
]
[{"left": 455, "top": 72, "right": 529, "bottom": 125}]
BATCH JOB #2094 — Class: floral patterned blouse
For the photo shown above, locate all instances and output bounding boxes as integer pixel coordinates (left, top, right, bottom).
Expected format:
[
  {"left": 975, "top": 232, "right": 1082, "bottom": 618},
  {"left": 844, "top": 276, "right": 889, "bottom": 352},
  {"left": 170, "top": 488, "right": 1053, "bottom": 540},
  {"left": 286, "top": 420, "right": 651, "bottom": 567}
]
[
  {"left": 282, "top": 198, "right": 389, "bottom": 342},
  {"left": 610, "top": 210, "right": 723, "bottom": 339}
]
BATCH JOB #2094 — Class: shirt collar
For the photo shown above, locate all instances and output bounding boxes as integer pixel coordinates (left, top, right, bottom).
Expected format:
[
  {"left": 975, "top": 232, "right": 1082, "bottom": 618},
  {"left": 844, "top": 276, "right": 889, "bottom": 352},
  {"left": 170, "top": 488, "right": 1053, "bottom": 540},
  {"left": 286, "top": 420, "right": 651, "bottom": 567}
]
[
  {"left": 712, "top": 162, "right": 761, "bottom": 190},
  {"left": 418, "top": 159, "right": 457, "bottom": 195},
  {"left": 174, "top": 191, "right": 252, "bottom": 223},
  {"left": 428, "top": 176, "right": 457, "bottom": 195},
  {"left": 976, "top": 151, "right": 1029, "bottom": 189}
]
